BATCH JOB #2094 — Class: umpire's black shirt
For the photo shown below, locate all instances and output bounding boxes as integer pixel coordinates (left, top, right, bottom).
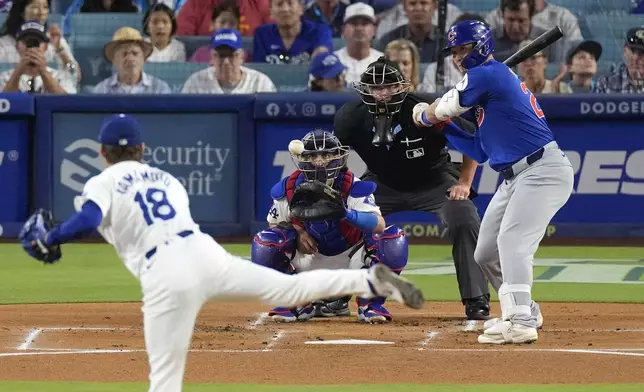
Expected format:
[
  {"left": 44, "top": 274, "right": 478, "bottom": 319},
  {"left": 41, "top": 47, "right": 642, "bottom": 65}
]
[{"left": 334, "top": 93, "right": 466, "bottom": 192}]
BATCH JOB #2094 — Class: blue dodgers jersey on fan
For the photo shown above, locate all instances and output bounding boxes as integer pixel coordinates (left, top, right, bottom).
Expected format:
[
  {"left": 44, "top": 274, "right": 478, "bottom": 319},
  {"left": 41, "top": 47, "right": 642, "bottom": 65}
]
[
  {"left": 252, "top": 19, "right": 333, "bottom": 64},
  {"left": 457, "top": 59, "right": 554, "bottom": 170}
]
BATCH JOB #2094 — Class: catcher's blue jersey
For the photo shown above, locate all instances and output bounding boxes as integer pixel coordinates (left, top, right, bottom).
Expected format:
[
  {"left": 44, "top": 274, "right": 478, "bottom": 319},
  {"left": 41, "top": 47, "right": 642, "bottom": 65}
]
[{"left": 458, "top": 59, "right": 554, "bottom": 170}]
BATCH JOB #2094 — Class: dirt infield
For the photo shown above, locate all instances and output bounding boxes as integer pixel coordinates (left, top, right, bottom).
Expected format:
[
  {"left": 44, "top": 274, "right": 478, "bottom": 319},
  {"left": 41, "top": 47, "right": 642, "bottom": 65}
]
[{"left": 1, "top": 301, "right": 644, "bottom": 384}]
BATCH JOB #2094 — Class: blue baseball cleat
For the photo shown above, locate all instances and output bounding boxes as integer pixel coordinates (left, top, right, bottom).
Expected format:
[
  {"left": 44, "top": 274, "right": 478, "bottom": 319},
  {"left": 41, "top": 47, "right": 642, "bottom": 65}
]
[{"left": 269, "top": 305, "right": 315, "bottom": 323}]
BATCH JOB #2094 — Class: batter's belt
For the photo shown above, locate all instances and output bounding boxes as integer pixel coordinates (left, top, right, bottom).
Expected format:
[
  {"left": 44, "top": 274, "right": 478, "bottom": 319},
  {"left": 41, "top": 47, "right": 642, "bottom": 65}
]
[{"left": 501, "top": 141, "right": 559, "bottom": 181}]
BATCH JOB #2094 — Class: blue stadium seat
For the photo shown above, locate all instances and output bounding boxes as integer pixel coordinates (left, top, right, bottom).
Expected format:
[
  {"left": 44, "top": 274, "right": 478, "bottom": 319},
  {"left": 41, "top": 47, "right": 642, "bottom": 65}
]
[
  {"left": 449, "top": 0, "right": 497, "bottom": 14},
  {"left": 71, "top": 35, "right": 115, "bottom": 88},
  {"left": 143, "top": 62, "right": 208, "bottom": 93},
  {"left": 69, "top": 13, "right": 143, "bottom": 36},
  {"left": 245, "top": 63, "right": 310, "bottom": 92},
  {"left": 332, "top": 37, "right": 344, "bottom": 51},
  {"left": 586, "top": 13, "right": 644, "bottom": 39}
]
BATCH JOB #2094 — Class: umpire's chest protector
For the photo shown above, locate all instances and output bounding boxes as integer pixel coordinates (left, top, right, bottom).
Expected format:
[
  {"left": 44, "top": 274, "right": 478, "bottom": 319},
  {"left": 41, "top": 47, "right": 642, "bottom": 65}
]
[{"left": 283, "top": 171, "right": 364, "bottom": 256}]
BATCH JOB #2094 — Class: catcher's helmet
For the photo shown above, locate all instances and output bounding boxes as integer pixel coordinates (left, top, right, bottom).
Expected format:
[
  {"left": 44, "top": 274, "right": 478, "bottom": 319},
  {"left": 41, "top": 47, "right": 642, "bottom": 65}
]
[
  {"left": 353, "top": 56, "right": 410, "bottom": 116},
  {"left": 443, "top": 20, "right": 494, "bottom": 70},
  {"left": 291, "top": 130, "right": 349, "bottom": 186}
]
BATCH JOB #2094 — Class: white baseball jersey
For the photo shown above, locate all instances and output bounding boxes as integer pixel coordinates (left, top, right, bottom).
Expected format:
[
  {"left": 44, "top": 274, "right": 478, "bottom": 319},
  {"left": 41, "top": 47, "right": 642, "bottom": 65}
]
[
  {"left": 73, "top": 161, "right": 197, "bottom": 278},
  {"left": 181, "top": 66, "right": 276, "bottom": 94},
  {"left": 266, "top": 178, "right": 381, "bottom": 225}
]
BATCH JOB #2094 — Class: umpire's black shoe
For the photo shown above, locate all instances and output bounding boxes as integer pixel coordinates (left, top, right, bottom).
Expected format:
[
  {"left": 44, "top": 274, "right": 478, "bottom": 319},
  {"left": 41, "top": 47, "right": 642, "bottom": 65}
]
[
  {"left": 464, "top": 294, "right": 491, "bottom": 320},
  {"left": 313, "top": 296, "right": 352, "bottom": 317}
]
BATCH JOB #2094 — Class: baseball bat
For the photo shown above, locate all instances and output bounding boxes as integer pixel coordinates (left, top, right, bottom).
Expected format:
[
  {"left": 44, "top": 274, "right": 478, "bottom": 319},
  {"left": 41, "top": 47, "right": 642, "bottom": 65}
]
[{"left": 503, "top": 27, "right": 564, "bottom": 68}]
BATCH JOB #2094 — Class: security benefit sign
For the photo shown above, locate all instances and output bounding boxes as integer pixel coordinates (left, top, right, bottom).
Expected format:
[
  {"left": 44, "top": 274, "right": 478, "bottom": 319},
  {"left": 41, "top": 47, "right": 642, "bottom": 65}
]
[{"left": 52, "top": 113, "right": 237, "bottom": 222}]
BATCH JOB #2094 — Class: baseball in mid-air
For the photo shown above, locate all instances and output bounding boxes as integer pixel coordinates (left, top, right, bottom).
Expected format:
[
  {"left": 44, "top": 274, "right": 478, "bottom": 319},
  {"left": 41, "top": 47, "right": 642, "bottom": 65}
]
[{"left": 288, "top": 139, "right": 305, "bottom": 155}]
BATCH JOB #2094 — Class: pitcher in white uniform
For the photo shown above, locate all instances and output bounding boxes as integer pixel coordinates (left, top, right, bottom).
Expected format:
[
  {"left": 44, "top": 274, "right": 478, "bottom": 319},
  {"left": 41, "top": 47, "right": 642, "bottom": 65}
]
[{"left": 21, "top": 114, "right": 425, "bottom": 392}]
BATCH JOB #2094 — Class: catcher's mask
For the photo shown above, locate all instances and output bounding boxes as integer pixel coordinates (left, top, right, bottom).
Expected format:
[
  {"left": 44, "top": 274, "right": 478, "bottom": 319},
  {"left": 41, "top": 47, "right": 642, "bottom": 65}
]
[
  {"left": 353, "top": 57, "right": 410, "bottom": 147},
  {"left": 290, "top": 130, "right": 349, "bottom": 186}
]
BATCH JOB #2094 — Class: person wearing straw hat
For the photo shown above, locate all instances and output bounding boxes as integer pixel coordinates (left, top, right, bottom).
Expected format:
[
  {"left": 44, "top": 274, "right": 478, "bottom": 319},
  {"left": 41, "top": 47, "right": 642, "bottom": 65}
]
[{"left": 93, "top": 26, "right": 172, "bottom": 94}]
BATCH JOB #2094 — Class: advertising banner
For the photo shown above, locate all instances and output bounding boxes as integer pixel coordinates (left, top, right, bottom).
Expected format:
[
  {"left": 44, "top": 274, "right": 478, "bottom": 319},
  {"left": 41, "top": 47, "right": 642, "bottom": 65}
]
[
  {"left": 51, "top": 112, "right": 238, "bottom": 223},
  {"left": 0, "top": 120, "right": 29, "bottom": 222}
]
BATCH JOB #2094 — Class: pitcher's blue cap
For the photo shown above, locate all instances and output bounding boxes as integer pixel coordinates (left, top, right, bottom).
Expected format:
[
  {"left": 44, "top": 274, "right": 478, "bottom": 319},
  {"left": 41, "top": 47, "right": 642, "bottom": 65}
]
[{"left": 98, "top": 114, "right": 142, "bottom": 146}]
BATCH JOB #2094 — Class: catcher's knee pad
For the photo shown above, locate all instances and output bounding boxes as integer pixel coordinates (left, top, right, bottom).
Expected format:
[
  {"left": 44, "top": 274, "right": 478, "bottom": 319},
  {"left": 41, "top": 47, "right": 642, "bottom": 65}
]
[
  {"left": 364, "top": 225, "right": 408, "bottom": 274},
  {"left": 251, "top": 223, "right": 297, "bottom": 274}
]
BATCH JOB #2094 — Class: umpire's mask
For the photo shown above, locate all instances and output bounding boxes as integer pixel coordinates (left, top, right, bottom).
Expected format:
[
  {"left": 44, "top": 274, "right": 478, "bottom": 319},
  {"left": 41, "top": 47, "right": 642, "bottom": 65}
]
[
  {"left": 290, "top": 130, "right": 349, "bottom": 187},
  {"left": 353, "top": 57, "right": 410, "bottom": 147}
]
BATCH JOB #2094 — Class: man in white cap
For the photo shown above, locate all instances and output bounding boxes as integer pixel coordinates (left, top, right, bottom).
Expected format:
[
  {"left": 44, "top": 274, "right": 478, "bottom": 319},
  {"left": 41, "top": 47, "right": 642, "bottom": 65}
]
[
  {"left": 334, "top": 2, "right": 383, "bottom": 86},
  {"left": 94, "top": 27, "right": 171, "bottom": 94},
  {"left": 182, "top": 28, "right": 275, "bottom": 94}
]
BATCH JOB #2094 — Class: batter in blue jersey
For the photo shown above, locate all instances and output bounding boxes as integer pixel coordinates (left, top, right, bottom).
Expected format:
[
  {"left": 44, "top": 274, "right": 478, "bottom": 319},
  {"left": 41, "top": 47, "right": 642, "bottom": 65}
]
[{"left": 413, "top": 20, "right": 574, "bottom": 345}]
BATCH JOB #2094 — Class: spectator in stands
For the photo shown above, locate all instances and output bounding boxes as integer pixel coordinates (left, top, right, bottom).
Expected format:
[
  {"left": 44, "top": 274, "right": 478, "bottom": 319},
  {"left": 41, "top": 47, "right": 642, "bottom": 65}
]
[
  {"left": 177, "top": 0, "right": 270, "bottom": 37},
  {"left": 485, "top": 0, "right": 582, "bottom": 63},
  {"left": 309, "top": 51, "right": 346, "bottom": 91},
  {"left": 189, "top": 0, "right": 240, "bottom": 63},
  {"left": 490, "top": 0, "right": 563, "bottom": 63},
  {"left": 375, "top": 0, "right": 462, "bottom": 40},
  {"left": 94, "top": 27, "right": 171, "bottom": 94},
  {"left": 384, "top": 39, "right": 419, "bottom": 91},
  {"left": 80, "top": 0, "right": 138, "bottom": 12},
  {"left": 253, "top": 0, "right": 332, "bottom": 64},
  {"left": 143, "top": 2, "right": 186, "bottom": 62},
  {"left": 334, "top": 2, "right": 382, "bottom": 86},
  {"left": 0, "top": 0, "right": 79, "bottom": 79},
  {"left": 303, "top": 0, "right": 348, "bottom": 38},
  {"left": 418, "top": 12, "right": 484, "bottom": 93},
  {"left": 374, "top": 0, "right": 439, "bottom": 63},
  {"left": 551, "top": 40, "right": 601, "bottom": 94},
  {"left": 517, "top": 40, "right": 571, "bottom": 94},
  {"left": 593, "top": 27, "right": 644, "bottom": 94},
  {"left": 183, "top": 28, "right": 276, "bottom": 94},
  {"left": 0, "top": 21, "right": 75, "bottom": 93}
]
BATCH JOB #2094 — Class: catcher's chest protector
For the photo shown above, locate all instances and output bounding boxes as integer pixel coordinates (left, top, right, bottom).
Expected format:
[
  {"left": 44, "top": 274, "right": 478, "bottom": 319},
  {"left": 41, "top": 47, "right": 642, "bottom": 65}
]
[{"left": 286, "top": 171, "right": 362, "bottom": 256}]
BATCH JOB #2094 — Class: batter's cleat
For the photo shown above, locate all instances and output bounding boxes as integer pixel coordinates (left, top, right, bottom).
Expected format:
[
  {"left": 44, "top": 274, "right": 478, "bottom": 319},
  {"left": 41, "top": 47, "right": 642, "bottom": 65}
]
[
  {"left": 357, "top": 303, "right": 392, "bottom": 323},
  {"left": 477, "top": 320, "right": 538, "bottom": 344},
  {"left": 483, "top": 310, "right": 544, "bottom": 331},
  {"left": 313, "top": 296, "right": 351, "bottom": 317},
  {"left": 269, "top": 305, "right": 315, "bottom": 323},
  {"left": 464, "top": 294, "right": 490, "bottom": 320},
  {"left": 368, "top": 263, "right": 425, "bottom": 309}
]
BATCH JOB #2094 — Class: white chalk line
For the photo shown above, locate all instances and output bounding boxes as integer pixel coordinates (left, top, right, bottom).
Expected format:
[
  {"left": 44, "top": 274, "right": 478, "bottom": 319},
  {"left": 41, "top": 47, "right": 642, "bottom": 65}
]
[
  {"left": 416, "top": 347, "right": 644, "bottom": 357},
  {"left": 247, "top": 313, "right": 268, "bottom": 330},
  {"left": 40, "top": 327, "right": 136, "bottom": 331},
  {"left": 16, "top": 328, "right": 42, "bottom": 350},
  {"left": 264, "top": 330, "right": 286, "bottom": 350},
  {"left": 417, "top": 331, "right": 441, "bottom": 349},
  {"left": 0, "top": 348, "right": 273, "bottom": 358}
]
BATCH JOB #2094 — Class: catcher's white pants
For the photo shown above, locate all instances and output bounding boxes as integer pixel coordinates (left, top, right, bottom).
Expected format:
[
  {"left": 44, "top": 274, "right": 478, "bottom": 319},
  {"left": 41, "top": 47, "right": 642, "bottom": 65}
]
[
  {"left": 292, "top": 245, "right": 367, "bottom": 272},
  {"left": 139, "top": 231, "right": 377, "bottom": 392}
]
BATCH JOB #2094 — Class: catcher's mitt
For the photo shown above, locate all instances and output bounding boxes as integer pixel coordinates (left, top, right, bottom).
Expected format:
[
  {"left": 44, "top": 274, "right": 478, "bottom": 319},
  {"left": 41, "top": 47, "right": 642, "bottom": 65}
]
[
  {"left": 18, "top": 208, "right": 62, "bottom": 264},
  {"left": 289, "top": 181, "right": 346, "bottom": 222}
]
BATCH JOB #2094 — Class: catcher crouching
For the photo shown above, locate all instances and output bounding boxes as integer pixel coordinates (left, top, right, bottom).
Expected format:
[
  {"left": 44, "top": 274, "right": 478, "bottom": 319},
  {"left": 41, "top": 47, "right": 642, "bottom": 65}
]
[{"left": 251, "top": 130, "right": 408, "bottom": 324}]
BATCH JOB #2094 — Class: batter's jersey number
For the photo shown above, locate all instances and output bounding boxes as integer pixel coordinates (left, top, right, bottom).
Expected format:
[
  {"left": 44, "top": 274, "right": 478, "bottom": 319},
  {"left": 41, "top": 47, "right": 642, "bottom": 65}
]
[
  {"left": 520, "top": 83, "right": 545, "bottom": 119},
  {"left": 134, "top": 188, "right": 177, "bottom": 226}
]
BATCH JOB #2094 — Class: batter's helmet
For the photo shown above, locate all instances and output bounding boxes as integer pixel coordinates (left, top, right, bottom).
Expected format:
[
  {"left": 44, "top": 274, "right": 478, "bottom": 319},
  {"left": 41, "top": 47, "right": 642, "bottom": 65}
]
[{"left": 443, "top": 20, "right": 495, "bottom": 70}]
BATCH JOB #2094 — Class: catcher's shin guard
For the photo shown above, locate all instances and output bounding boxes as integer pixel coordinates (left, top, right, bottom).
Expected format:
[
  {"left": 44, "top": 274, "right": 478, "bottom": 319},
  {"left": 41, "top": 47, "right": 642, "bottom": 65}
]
[
  {"left": 251, "top": 223, "right": 297, "bottom": 274},
  {"left": 364, "top": 225, "right": 408, "bottom": 273}
]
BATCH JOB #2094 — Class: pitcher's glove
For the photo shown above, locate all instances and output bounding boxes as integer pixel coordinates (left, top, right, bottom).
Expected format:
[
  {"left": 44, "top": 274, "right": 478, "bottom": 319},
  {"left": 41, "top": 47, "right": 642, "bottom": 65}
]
[
  {"left": 289, "top": 181, "right": 346, "bottom": 222},
  {"left": 18, "top": 209, "right": 62, "bottom": 264}
]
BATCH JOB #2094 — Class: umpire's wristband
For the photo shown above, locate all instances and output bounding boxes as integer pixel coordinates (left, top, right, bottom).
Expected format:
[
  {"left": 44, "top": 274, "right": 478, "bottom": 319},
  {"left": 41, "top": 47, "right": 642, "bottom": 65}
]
[{"left": 345, "top": 210, "right": 379, "bottom": 232}]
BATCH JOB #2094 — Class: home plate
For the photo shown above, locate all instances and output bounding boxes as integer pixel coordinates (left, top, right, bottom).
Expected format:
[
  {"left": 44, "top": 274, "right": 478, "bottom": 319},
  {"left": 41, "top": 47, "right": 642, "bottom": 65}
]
[{"left": 305, "top": 339, "right": 395, "bottom": 345}]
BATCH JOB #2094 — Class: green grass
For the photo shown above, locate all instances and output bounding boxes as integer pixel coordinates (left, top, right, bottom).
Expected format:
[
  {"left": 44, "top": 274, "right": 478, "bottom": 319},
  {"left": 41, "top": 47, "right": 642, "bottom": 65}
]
[
  {"left": 1, "top": 243, "right": 643, "bottom": 304},
  {"left": 1, "top": 382, "right": 643, "bottom": 392}
]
